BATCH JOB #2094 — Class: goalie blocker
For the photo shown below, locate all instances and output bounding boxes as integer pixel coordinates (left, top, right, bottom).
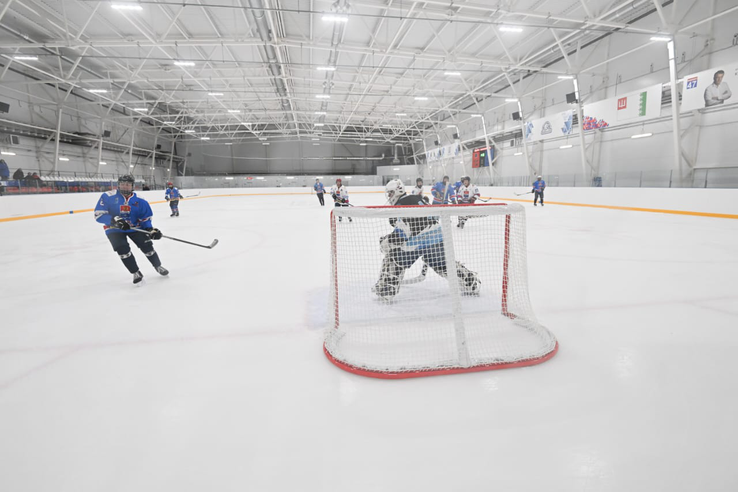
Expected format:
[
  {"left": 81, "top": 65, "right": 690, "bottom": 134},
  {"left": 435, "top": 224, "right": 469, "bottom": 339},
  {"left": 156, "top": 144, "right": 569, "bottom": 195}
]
[{"left": 325, "top": 180, "right": 558, "bottom": 379}]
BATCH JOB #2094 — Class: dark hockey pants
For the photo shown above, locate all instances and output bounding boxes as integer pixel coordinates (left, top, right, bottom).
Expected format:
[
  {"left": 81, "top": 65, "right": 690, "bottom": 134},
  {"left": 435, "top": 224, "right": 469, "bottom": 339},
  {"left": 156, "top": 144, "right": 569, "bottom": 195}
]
[
  {"left": 317, "top": 192, "right": 324, "bottom": 206},
  {"left": 169, "top": 199, "right": 180, "bottom": 213},
  {"left": 534, "top": 191, "right": 544, "bottom": 205},
  {"left": 107, "top": 231, "right": 161, "bottom": 274}
]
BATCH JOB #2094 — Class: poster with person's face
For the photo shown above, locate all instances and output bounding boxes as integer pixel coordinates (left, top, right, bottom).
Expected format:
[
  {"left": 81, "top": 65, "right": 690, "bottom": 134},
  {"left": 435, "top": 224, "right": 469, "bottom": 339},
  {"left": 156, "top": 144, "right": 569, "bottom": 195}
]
[{"left": 681, "top": 62, "right": 737, "bottom": 112}]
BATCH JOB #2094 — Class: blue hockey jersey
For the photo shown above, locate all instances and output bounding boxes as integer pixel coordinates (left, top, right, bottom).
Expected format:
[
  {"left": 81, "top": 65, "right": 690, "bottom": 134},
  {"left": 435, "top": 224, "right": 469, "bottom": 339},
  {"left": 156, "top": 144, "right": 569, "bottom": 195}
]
[
  {"left": 94, "top": 191, "right": 154, "bottom": 234},
  {"left": 314, "top": 182, "right": 325, "bottom": 193},
  {"left": 165, "top": 187, "right": 183, "bottom": 200},
  {"left": 431, "top": 182, "right": 454, "bottom": 204}
]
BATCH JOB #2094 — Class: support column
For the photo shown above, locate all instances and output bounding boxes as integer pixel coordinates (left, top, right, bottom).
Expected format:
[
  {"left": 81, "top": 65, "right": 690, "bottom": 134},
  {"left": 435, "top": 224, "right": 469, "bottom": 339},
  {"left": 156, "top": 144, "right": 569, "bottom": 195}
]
[
  {"left": 517, "top": 101, "right": 534, "bottom": 176},
  {"left": 167, "top": 140, "right": 176, "bottom": 182},
  {"left": 128, "top": 129, "right": 135, "bottom": 172},
  {"left": 151, "top": 133, "right": 158, "bottom": 185},
  {"left": 574, "top": 77, "right": 590, "bottom": 183},
  {"left": 53, "top": 105, "right": 62, "bottom": 174},
  {"left": 667, "top": 40, "right": 685, "bottom": 184}
]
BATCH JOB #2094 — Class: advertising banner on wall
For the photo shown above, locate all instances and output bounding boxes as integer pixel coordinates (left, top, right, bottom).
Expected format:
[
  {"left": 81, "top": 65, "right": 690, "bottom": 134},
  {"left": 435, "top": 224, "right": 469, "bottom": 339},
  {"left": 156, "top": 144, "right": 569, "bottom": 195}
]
[
  {"left": 426, "top": 142, "right": 461, "bottom": 163},
  {"left": 524, "top": 110, "right": 573, "bottom": 142},
  {"left": 581, "top": 84, "right": 662, "bottom": 130},
  {"left": 681, "top": 62, "right": 737, "bottom": 112}
]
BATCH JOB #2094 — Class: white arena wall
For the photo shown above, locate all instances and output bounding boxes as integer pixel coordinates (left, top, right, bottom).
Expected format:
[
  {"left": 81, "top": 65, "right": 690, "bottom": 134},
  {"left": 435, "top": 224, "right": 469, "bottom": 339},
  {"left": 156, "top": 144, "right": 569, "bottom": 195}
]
[{"left": 2, "top": 187, "right": 737, "bottom": 221}]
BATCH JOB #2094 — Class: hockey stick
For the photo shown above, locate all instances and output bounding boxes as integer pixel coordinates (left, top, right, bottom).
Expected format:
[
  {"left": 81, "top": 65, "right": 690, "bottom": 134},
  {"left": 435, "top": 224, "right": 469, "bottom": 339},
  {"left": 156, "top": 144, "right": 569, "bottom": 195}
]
[
  {"left": 131, "top": 227, "right": 219, "bottom": 249},
  {"left": 182, "top": 192, "right": 200, "bottom": 198},
  {"left": 514, "top": 191, "right": 534, "bottom": 196}
]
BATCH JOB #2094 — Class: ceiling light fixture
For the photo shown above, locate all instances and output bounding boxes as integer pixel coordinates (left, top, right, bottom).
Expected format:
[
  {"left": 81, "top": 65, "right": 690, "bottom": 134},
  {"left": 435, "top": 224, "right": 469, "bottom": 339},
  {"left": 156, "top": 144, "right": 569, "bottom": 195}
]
[
  {"left": 59, "top": 157, "right": 69, "bottom": 161},
  {"left": 317, "top": 66, "right": 337, "bottom": 71},
  {"left": 631, "top": 133, "right": 653, "bottom": 139},
  {"left": 315, "top": 94, "right": 331, "bottom": 99},
  {"left": 559, "top": 144, "right": 573, "bottom": 149},
  {"left": 359, "top": 143, "right": 367, "bottom": 146},
  {"left": 471, "top": 114, "right": 483, "bottom": 118},
  {"left": 263, "top": 142, "right": 270, "bottom": 146},
  {"left": 396, "top": 113, "right": 407, "bottom": 116},
  {"left": 184, "top": 130, "right": 195, "bottom": 133},
  {"left": 505, "top": 98, "right": 519, "bottom": 102},
  {"left": 99, "top": 161, "right": 107, "bottom": 165},
  {"left": 650, "top": 36, "right": 671, "bottom": 42},
  {"left": 315, "top": 111, "right": 327, "bottom": 115},
  {"left": 558, "top": 75, "right": 574, "bottom": 80},
  {"left": 132, "top": 107, "right": 148, "bottom": 112},
  {"left": 87, "top": 89, "right": 107, "bottom": 93},
  {"left": 414, "top": 96, "right": 428, "bottom": 101},
  {"left": 225, "top": 142, "right": 233, "bottom": 145},
  {"left": 13, "top": 55, "right": 39, "bottom": 60},
  {"left": 499, "top": 26, "right": 523, "bottom": 33},
  {"left": 314, "top": 123, "right": 325, "bottom": 127},
  {"left": 322, "top": 14, "right": 348, "bottom": 22},
  {"left": 111, "top": 4, "right": 143, "bottom": 11},
  {"left": 174, "top": 61, "right": 195, "bottom": 67},
  {"left": 514, "top": 152, "right": 523, "bottom": 156},
  {"left": 1, "top": 151, "right": 17, "bottom": 156},
  {"left": 227, "top": 110, "right": 241, "bottom": 113},
  {"left": 208, "top": 92, "right": 224, "bottom": 96},
  {"left": 201, "top": 137, "right": 210, "bottom": 140}
]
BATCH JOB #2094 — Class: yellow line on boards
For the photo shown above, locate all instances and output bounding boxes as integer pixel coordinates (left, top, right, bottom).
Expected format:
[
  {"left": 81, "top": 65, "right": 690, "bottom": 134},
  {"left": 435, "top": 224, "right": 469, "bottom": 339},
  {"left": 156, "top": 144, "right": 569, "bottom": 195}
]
[
  {"left": 484, "top": 196, "right": 738, "bottom": 220},
  {"left": 2, "top": 190, "right": 737, "bottom": 222}
]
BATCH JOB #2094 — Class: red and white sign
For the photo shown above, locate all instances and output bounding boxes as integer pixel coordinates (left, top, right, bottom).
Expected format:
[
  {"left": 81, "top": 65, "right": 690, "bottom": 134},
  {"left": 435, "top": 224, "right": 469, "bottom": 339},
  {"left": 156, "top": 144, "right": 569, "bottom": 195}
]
[{"left": 617, "top": 97, "right": 627, "bottom": 110}]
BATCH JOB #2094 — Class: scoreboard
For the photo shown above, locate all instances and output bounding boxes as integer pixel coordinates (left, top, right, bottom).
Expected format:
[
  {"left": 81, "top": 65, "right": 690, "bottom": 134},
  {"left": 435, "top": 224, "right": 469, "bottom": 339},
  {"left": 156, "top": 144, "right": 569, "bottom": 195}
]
[{"left": 472, "top": 147, "right": 493, "bottom": 168}]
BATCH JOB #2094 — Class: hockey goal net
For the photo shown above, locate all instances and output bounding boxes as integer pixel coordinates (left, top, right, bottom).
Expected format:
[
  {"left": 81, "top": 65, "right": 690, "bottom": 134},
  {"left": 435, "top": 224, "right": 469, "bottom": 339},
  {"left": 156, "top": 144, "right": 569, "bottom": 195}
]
[{"left": 324, "top": 203, "right": 558, "bottom": 378}]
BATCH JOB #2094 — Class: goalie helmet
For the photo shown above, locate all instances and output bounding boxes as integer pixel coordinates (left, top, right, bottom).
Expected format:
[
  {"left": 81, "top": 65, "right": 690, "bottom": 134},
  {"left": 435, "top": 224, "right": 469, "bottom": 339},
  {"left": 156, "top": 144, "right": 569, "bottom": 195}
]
[{"left": 385, "top": 179, "right": 405, "bottom": 205}]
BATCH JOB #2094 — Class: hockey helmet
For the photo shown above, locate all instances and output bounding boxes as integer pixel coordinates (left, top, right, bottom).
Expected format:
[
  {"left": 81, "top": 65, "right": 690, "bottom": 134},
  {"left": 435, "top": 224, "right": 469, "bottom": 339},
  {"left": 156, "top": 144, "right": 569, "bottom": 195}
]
[
  {"left": 167, "top": 181, "right": 174, "bottom": 188},
  {"left": 461, "top": 175, "right": 471, "bottom": 184},
  {"left": 416, "top": 177, "right": 423, "bottom": 185},
  {"left": 385, "top": 179, "right": 405, "bottom": 205},
  {"left": 118, "top": 174, "right": 135, "bottom": 196}
]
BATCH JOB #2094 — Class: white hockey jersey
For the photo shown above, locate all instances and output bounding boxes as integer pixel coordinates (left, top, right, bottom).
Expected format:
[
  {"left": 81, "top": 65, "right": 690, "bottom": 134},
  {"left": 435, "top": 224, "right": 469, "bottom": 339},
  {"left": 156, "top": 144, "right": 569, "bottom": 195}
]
[
  {"left": 455, "top": 183, "right": 480, "bottom": 203},
  {"left": 330, "top": 184, "right": 349, "bottom": 202},
  {"left": 410, "top": 185, "right": 424, "bottom": 195}
]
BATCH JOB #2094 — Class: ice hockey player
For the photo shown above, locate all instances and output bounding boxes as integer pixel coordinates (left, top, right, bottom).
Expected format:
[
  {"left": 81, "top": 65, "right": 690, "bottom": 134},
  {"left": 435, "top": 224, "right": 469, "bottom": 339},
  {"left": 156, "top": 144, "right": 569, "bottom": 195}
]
[
  {"left": 532, "top": 175, "right": 546, "bottom": 206},
  {"left": 313, "top": 178, "right": 326, "bottom": 206},
  {"left": 373, "top": 179, "right": 481, "bottom": 301},
  {"left": 455, "top": 175, "right": 481, "bottom": 229},
  {"left": 410, "top": 177, "right": 429, "bottom": 204},
  {"left": 331, "top": 178, "right": 352, "bottom": 222},
  {"left": 164, "top": 181, "right": 183, "bottom": 216},
  {"left": 431, "top": 175, "right": 454, "bottom": 204},
  {"left": 95, "top": 175, "right": 168, "bottom": 284}
]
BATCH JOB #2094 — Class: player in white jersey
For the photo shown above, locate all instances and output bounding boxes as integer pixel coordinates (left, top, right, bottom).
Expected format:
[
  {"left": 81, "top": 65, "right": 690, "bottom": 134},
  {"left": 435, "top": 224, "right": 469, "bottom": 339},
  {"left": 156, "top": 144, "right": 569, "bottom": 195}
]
[
  {"left": 330, "top": 178, "right": 352, "bottom": 222},
  {"left": 410, "top": 177, "right": 429, "bottom": 204},
  {"left": 455, "top": 176, "right": 480, "bottom": 229}
]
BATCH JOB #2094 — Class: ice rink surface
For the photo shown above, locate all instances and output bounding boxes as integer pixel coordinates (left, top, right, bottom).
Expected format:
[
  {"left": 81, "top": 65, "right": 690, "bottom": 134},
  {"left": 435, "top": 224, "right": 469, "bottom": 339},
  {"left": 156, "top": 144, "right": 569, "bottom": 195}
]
[{"left": 1, "top": 188, "right": 738, "bottom": 491}]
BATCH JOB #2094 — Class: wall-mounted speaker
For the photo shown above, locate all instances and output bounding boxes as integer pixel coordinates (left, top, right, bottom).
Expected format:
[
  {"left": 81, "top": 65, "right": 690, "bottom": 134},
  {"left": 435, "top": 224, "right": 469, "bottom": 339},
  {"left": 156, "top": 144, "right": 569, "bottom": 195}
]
[
  {"left": 433, "top": 140, "right": 440, "bottom": 146},
  {"left": 0, "top": 102, "right": 10, "bottom": 113},
  {"left": 156, "top": 144, "right": 162, "bottom": 150},
  {"left": 512, "top": 111, "right": 521, "bottom": 121},
  {"left": 103, "top": 130, "right": 111, "bottom": 138},
  {"left": 566, "top": 92, "right": 578, "bottom": 104},
  {"left": 452, "top": 133, "right": 459, "bottom": 140}
]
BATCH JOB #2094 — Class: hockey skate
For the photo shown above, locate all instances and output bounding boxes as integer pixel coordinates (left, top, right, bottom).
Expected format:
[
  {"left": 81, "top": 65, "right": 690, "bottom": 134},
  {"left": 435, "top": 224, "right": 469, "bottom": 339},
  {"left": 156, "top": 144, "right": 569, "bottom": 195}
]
[
  {"left": 133, "top": 270, "right": 144, "bottom": 284},
  {"left": 372, "top": 257, "right": 405, "bottom": 300},
  {"left": 156, "top": 266, "right": 169, "bottom": 276}
]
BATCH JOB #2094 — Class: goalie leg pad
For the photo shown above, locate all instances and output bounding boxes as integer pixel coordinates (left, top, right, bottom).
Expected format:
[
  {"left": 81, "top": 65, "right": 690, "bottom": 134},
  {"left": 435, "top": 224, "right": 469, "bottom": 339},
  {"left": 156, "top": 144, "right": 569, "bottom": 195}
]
[
  {"left": 372, "top": 256, "right": 406, "bottom": 300},
  {"left": 455, "top": 262, "right": 482, "bottom": 295}
]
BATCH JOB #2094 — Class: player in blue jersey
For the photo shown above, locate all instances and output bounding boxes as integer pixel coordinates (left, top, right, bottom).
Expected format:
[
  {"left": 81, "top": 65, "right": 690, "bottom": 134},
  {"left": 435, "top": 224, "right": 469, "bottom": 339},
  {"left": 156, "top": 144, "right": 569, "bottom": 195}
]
[
  {"left": 313, "top": 178, "right": 325, "bottom": 206},
  {"left": 95, "top": 175, "right": 168, "bottom": 284},
  {"left": 373, "top": 179, "right": 480, "bottom": 300},
  {"left": 532, "top": 175, "right": 546, "bottom": 206},
  {"left": 165, "top": 181, "right": 183, "bottom": 216},
  {"left": 451, "top": 179, "right": 463, "bottom": 204},
  {"left": 431, "top": 175, "right": 454, "bottom": 204}
]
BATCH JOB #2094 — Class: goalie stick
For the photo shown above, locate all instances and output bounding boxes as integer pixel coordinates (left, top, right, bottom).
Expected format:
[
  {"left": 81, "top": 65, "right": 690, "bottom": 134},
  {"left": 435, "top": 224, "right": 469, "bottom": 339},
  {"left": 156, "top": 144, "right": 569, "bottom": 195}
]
[
  {"left": 401, "top": 262, "right": 429, "bottom": 285},
  {"left": 131, "top": 227, "right": 219, "bottom": 249}
]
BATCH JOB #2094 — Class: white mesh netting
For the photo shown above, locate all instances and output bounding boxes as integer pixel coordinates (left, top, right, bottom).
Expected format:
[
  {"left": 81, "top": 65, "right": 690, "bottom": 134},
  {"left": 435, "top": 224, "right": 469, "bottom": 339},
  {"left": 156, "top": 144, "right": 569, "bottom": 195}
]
[{"left": 324, "top": 203, "right": 558, "bottom": 378}]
